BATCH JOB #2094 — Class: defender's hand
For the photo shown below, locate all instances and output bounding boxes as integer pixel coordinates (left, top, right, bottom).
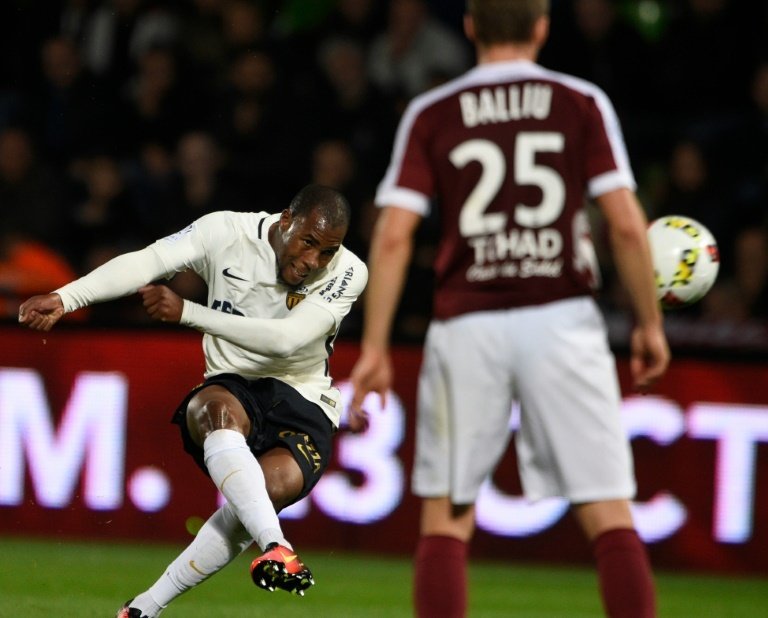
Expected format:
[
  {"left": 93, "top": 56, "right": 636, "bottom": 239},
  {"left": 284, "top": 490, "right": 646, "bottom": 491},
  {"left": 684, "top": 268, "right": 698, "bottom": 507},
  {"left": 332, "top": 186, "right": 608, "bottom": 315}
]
[
  {"left": 630, "top": 323, "right": 670, "bottom": 393},
  {"left": 349, "top": 347, "right": 392, "bottom": 416}
]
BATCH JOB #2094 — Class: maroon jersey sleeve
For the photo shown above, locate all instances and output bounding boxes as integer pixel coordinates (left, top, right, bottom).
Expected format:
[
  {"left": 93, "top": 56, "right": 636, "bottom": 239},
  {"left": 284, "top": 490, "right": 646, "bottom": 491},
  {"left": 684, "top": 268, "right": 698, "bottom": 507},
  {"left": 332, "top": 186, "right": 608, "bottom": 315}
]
[{"left": 376, "top": 61, "right": 636, "bottom": 319}]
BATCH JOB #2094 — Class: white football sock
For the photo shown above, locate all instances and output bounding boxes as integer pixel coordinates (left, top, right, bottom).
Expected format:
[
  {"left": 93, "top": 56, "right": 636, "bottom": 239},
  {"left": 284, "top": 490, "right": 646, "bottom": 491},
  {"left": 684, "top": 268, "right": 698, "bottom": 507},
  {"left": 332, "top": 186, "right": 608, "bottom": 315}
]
[
  {"left": 138, "top": 502, "right": 252, "bottom": 610},
  {"left": 127, "top": 592, "right": 164, "bottom": 617},
  {"left": 203, "top": 429, "right": 289, "bottom": 550}
]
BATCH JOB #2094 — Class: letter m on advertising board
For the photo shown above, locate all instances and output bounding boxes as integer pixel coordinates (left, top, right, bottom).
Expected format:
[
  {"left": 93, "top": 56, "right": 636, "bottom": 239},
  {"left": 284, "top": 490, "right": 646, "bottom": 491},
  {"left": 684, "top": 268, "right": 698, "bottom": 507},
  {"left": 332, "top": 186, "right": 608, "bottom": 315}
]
[{"left": 0, "top": 368, "right": 128, "bottom": 510}]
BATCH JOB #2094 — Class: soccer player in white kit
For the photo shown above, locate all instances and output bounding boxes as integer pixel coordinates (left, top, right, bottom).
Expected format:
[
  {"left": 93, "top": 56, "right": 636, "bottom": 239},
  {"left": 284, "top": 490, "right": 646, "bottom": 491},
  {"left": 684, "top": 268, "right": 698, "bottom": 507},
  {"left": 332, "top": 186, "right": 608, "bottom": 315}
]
[
  {"left": 18, "top": 184, "right": 368, "bottom": 617},
  {"left": 350, "top": 1, "right": 669, "bottom": 617}
]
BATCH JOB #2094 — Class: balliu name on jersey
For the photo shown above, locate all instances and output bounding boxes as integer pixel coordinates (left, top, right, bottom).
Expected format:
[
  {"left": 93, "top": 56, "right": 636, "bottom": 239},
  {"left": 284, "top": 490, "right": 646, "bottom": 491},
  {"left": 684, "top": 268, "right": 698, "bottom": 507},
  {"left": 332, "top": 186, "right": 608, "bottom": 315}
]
[{"left": 459, "top": 83, "right": 553, "bottom": 127}]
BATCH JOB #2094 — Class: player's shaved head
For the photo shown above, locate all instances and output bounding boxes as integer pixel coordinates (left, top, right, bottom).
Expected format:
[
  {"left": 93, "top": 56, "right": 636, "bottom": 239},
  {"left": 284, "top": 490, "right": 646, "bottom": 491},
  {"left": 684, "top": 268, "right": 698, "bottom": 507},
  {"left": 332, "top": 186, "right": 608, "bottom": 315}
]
[
  {"left": 288, "top": 184, "right": 351, "bottom": 231},
  {"left": 468, "top": 0, "right": 549, "bottom": 45}
]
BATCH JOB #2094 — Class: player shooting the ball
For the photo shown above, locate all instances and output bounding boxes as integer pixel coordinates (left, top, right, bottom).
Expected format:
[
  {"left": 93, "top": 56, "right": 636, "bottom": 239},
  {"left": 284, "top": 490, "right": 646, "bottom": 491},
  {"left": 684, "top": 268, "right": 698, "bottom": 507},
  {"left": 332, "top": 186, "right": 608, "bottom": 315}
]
[{"left": 19, "top": 184, "right": 368, "bottom": 617}]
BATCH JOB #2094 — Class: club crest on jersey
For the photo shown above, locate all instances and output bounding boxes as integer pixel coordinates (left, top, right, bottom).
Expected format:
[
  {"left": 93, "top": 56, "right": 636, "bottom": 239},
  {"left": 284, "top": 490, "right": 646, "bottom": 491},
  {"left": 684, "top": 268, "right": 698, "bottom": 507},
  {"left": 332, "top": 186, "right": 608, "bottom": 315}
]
[{"left": 286, "top": 292, "right": 306, "bottom": 310}]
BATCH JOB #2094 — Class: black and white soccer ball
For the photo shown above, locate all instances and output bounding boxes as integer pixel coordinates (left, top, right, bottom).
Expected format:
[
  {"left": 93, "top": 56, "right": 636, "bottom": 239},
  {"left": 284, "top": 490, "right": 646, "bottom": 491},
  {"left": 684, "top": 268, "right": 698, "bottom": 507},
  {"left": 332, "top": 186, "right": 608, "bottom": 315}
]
[{"left": 648, "top": 215, "right": 720, "bottom": 310}]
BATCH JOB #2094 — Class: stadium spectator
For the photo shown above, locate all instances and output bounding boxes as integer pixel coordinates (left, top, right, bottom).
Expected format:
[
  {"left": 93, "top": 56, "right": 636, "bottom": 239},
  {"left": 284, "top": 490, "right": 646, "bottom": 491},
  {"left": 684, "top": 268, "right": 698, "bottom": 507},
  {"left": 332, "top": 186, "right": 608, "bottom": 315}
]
[
  {"left": 720, "top": 60, "right": 768, "bottom": 224},
  {"left": 120, "top": 45, "right": 202, "bottom": 156},
  {"left": 214, "top": 48, "right": 307, "bottom": 210},
  {"left": 317, "top": 0, "right": 385, "bottom": 46},
  {"left": 62, "top": 154, "right": 145, "bottom": 274},
  {"left": 368, "top": 0, "right": 471, "bottom": 100},
  {"left": 703, "top": 225, "right": 768, "bottom": 322},
  {"left": 315, "top": 36, "right": 399, "bottom": 176},
  {"left": 0, "top": 1, "right": 61, "bottom": 96},
  {"left": 730, "top": 226, "right": 768, "bottom": 320},
  {"left": 539, "top": 0, "right": 658, "bottom": 169},
  {"left": 175, "top": 0, "right": 230, "bottom": 92},
  {"left": 27, "top": 36, "right": 118, "bottom": 165},
  {"left": 310, "top": 139, "right": 358, "bottom": 196},
  {"left": 653, "top": 0, "right": 760, "bottom": 139},
  {"left": 56, "top": 0, "right": 94, "bottom": 45},
  {"left": 0, "top": 126, "right": 66, "bottom": 246},
  {"left": 653, "top": 140, "right": 734, "bottom": 267},
  {"left": 350, "top": 2, "right": 668, "bottom": 617},
  {"left": 219, "top": 0, "right": 276, "bottom": 59},
  {"left": 18, "top": 184, "right": 368, "bottom": 617},
  {"left": 79, "top": 0, "right": 178, "bottom": 89},
  {"left": 123, "top": 140, "right": 177, "bottom": 242},
  {"left": 542, "top": 0, "right": 654, "bottom": 110},
  {"left": 167, "top": 131, "right": 249, "bottom": 228}
]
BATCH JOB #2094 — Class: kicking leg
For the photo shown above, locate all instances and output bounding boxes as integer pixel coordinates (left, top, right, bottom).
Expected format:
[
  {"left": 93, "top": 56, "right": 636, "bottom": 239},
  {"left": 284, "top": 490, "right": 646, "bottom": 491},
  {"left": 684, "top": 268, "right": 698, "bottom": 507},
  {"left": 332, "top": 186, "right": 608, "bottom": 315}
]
[
  {"left": 190, "top": 386, "right": 313, "bottom": 595},
  {"left": 117, "top": 502, "right": 252, "bottom": 617}
]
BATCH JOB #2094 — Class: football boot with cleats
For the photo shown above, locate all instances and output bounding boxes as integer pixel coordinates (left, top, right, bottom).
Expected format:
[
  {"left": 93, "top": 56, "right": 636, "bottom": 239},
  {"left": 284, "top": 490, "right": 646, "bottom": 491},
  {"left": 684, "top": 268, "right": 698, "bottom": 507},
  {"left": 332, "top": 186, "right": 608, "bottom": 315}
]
[
  {"left": 250, "top": 543, "right": 314, "bottom": 596},
  {"left": 115, "top": 600, "right": 149, "bottom": 618}
]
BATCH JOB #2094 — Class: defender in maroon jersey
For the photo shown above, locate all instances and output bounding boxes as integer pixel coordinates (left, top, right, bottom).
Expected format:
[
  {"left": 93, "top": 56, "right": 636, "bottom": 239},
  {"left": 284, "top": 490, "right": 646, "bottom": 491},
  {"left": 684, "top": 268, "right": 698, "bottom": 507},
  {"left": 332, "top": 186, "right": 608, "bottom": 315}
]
[{"left": 351, "top": 1, "right": 669, "bottom": 617}]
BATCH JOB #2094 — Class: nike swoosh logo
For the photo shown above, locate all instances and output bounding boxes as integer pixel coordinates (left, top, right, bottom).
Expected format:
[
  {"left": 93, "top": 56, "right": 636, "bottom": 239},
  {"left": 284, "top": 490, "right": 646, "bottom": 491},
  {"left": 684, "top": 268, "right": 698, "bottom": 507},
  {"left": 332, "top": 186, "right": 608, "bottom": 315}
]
[
  {"left": 219, "top": 469, "right": 242, "bottom": 493},
  {"left": 279, "top": 551, "right": 298, "bottom": 563},
  {"left": 189, "top": 560, "right": 206, "bottom": 575},
  {"left": 223, "top": 267, "right": 248, "bottom": 281}
]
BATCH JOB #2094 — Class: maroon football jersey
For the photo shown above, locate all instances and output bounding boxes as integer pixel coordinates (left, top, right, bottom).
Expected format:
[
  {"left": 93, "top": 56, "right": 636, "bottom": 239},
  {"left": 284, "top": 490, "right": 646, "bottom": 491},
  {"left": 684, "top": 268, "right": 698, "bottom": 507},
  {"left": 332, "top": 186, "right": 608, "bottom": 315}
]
[{"left": 376, "top": 60, "right": 637, "bottom": 319}]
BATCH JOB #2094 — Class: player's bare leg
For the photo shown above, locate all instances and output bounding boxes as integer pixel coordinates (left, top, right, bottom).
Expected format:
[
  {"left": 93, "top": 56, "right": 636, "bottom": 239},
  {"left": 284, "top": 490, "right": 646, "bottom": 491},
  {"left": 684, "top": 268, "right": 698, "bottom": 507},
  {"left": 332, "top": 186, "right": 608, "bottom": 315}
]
[
  {"left": 414, "top": 497, "right": 475, "bottom": 618},
  {"left": 573, "top": 499, "right": 656, "bottom": 618},
  {"left": 189, "top": 387, "right": 314, "bottom": 594}
]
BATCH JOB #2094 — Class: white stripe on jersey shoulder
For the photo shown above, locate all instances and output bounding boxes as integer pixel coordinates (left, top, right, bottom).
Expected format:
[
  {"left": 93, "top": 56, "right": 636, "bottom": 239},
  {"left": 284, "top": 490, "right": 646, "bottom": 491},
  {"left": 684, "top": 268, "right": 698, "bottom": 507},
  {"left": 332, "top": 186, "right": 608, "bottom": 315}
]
[
  {"left": 374, "top": 186, "right": 430, "bottom": 215},
  {"left": 522, "top": 65, "right": 636, "bottom": 193},
  {"left": 453, "top": 62, "right": 636, "bottom": 193},
  {"left": 381, "top": 61, "right": 635, "bottom": 203},
  {"left": 205, "top": 211, "right": 282, "bottom": 248}
]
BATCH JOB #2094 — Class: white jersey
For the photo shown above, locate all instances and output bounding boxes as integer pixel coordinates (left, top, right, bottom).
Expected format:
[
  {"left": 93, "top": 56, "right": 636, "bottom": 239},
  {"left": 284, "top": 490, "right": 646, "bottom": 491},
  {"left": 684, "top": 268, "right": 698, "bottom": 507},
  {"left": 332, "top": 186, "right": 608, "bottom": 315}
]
[
  {"left": 151, "top": 211, "right": 367, "bottom": 426},
  {"left": 56, "top": 210, "right": 367, "bottom": 427}
]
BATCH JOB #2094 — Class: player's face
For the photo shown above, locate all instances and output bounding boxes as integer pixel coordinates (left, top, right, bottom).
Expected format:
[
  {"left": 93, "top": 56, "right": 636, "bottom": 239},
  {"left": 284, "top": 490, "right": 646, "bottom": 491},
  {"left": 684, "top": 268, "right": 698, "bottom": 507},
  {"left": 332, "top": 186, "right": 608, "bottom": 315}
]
[{"left": 272, "top": 208, "right": 346, "bottom": 286}]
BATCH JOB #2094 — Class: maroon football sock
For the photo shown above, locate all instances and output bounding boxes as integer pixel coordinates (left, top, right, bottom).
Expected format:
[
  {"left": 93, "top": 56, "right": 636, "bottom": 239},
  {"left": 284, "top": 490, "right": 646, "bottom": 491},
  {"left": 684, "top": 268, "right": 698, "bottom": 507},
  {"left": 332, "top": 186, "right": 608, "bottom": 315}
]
[
  {"left": 592, "top": 528, "right": 656, "bottom": 618},
  {"left": 414, "top": 535, "right": 468, "bottom": 618}
]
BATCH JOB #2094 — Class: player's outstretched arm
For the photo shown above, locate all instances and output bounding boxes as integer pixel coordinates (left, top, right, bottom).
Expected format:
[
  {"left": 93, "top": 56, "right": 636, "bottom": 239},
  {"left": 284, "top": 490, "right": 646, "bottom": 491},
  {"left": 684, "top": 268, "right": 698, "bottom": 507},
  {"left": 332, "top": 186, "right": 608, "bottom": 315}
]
[{"left": 18, "top": 293, "right": 66, "bottom": 332}]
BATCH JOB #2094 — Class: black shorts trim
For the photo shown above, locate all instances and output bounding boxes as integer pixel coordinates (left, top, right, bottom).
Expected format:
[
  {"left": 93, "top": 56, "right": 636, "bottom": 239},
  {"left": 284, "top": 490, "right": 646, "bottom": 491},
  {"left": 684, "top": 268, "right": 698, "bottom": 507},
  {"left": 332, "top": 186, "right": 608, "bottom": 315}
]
[{"left": 171, "top": 374, "right": 335, "bottom": 504}]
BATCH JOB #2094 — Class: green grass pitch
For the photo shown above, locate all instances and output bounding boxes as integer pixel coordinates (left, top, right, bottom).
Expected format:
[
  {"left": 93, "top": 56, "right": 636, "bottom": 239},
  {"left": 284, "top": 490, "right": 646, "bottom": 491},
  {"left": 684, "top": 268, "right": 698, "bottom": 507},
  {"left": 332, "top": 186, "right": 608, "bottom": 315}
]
[{"left": 0, "top": 537, "right": 766, "bottom": 617}]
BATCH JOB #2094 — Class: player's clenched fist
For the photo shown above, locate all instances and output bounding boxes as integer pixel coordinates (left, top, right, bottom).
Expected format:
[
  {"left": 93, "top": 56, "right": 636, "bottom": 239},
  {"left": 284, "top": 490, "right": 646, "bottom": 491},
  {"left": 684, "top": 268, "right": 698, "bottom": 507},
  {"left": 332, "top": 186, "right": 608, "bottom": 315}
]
[
  {"left": 138, "top": 284, "right": 184, "bottom": 323},
  {"left": 18, "top": 293, "right": 66, "bottom": 331}
]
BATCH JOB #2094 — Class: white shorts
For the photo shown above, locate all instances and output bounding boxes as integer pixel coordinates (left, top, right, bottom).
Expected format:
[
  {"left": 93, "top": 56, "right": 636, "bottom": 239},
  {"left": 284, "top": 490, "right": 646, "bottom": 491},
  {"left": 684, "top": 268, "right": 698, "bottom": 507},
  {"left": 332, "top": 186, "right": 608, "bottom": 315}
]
[{"left": 412, "top": 296, "right": 636, "bottom": 504}]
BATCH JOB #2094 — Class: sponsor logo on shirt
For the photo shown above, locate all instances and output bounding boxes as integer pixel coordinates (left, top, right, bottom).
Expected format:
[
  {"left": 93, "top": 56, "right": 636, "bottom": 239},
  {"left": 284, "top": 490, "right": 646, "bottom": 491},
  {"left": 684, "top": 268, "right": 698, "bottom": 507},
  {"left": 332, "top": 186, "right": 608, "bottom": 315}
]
[
  {"left": 320, "top": 394, "right": 336, "bottom": 408},
  {"left": 466, "top": 229, "right": 564, "bottom": 282},
  {"left": 319, "top": 266, "right": 355, "bottom": 303},
  {"left": 161, "top": 224, "right": 194, "bottom": 244},
  {"left": 222, "top": 267, "right": 248, "bottom": 282},
  {"left": 211, "top": 299, "right": 244, "bottom": 315},
  {"left": 286, "top": 292, "right": 306, "bottom": 310}
]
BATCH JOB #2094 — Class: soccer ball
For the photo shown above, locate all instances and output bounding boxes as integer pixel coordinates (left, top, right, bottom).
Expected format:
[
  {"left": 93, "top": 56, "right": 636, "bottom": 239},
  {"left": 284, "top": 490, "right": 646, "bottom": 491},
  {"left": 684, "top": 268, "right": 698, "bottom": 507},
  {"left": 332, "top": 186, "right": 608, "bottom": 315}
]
[{"left": 648, "top": 215, "right": 720, "bottom": 309}]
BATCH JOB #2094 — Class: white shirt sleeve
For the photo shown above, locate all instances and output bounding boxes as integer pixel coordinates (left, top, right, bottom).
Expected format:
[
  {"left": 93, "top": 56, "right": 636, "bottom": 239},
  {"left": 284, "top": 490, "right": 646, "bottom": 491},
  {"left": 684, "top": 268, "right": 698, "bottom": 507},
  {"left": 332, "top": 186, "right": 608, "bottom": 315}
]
[
  {"left": 55, "top": 215, "right": 223, "bottom": 313},
  {"left": 55, "top": 246, "right": 172, "bottom": 313},
  {"left": 180, "top": 299, "right": 336, "bottom": 357}
]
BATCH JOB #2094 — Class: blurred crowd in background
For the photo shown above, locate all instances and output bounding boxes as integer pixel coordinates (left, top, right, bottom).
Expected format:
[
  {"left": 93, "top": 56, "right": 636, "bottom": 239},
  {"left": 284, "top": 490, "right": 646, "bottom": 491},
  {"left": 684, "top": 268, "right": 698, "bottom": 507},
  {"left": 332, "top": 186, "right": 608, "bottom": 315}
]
[{"left": 0, "top": 0, "right": 766, "bottom": 348}]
